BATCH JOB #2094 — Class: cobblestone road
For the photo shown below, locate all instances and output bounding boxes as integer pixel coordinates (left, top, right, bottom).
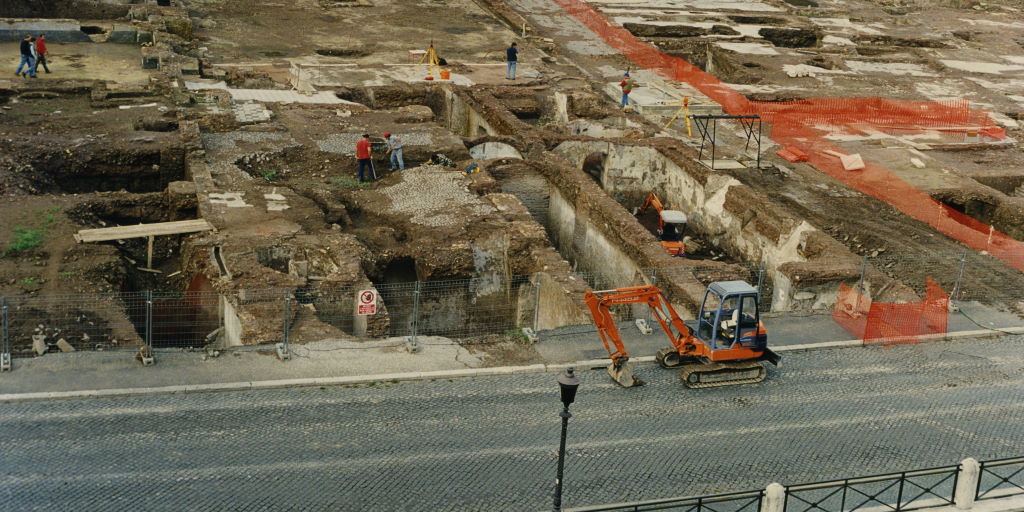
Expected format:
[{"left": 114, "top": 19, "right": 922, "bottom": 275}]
[{"left": 2, "top": 337, "right": 1024, "bottom": 511}]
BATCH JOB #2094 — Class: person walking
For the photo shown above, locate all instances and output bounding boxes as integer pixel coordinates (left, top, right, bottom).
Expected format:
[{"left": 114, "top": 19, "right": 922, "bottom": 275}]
[
  {"left": 15, "top": 35, "right": 36, "bottom": 78},
  {"left": 505, "top": 42, "right": 519, "bottom": 80},
  {"left": 355, "top": 134, "right": 374, "bottom": 182},
  {"left": 384, "top": 132, "right": 405, "bottom": 171},
  {"left": 34, "top": 35, "right": 50, "bottom": 74},
  {"left": 619, "top": 72, "right": 636, "bottom": 108}
]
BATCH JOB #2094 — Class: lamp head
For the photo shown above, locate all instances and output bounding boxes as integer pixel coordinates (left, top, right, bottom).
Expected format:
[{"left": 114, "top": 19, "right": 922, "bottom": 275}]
[{"left": 557, "top": 368, "right": 580, "bottom": 408}]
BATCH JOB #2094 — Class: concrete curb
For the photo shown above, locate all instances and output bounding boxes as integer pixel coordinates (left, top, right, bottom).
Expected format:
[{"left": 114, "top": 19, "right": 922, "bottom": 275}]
[{"left": 0, "top": 326, "right": 1019, "bottom": 403}]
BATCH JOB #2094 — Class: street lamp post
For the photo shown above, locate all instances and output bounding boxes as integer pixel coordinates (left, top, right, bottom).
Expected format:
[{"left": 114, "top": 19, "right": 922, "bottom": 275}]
[{"left": 553, "top": 367, "right": 580, "bottom": 512}]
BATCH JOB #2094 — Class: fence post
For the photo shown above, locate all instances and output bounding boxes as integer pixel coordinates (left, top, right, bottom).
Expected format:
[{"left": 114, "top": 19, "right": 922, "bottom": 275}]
[
  {"left": 762, "top": 483, "right": 785, "bottom": 512},
  {"left": 277, "top": 294, "right": 291, "bottom": 361},
  {"left": 145, "top": 290, "right": 153, "bottom": 348},
  {"left": 955, "top": 458, "right": 980, "bottom": 509},
  {"left": 645, "top": 268, "right": 659, "bottom": 325},
  {"left": 756, "top": 262, "right": 766, "bottom": 305},
  {"left": 406, "top": 281, "right": 421, "bottom": 353},
  {"left": 1, "top": 296, "right": 10, "bottom": 371},
  {"left": 138, "top": 291, "right": 155, "bottom": 366},
  {"left": 857, "top": 255, "right": 868, "bottom": 293},
  {"left": 532, "top": 273, "right": 542, "bottom": 333},
  {"left": 950, "top": 250, "right": 968, "bottom": 304}
]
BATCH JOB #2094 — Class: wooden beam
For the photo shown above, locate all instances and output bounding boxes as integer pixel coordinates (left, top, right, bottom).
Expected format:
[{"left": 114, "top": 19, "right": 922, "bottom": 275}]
[{"left": 74, "top": 219, "right": 214, "bottom": 243}]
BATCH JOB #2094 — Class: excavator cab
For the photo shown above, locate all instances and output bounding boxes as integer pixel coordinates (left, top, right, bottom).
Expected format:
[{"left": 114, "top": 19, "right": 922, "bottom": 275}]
[
  {"left": 636, "top": 193, "right": 687, "bottom": 257},
  {"left": 696, "top": 281, "right": 767, "bottom": 351},
  {"left": 658, "top": 210, "right": 686, "bottom": 242}
]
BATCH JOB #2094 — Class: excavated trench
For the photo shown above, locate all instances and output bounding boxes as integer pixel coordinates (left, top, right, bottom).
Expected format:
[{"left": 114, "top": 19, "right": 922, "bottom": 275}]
[
  {"left": 2, "top": 144, "right": 185, "bottom": 196},
  {"left": 65, "top": 192, "right": 210, "bottom": 347}
]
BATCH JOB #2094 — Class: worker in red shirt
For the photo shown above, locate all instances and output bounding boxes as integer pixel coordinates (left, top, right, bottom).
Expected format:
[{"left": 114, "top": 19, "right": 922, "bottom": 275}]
[
  {"left": 355, "top": 134, "right": 373, "bottom": 182},
  {"left": 34, "top": 34, "right": 50, "bottom": 74}
]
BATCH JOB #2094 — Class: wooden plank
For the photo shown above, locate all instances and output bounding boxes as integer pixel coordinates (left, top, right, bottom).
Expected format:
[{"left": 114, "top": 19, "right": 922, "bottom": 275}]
[{"left": 74, "top": 219, "right": 214, "bottom": 243}]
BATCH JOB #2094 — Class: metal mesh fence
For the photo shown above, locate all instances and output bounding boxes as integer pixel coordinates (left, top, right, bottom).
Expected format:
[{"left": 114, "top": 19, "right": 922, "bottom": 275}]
[
  {"left": 4, "top": 291, "right": 147, "bottom": 357},
  {"left": 2, "top": 252, "right": 1023, "bottom": 359}
]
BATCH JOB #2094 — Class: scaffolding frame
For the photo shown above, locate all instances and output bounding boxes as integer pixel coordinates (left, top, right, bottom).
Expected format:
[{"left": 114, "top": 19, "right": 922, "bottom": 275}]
[{"left": 690, "top": 114, "right": 763, "bottom": 170}]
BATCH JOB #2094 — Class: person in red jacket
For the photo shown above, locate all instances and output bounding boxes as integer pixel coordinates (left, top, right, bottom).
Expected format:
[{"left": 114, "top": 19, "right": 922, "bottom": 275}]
[
  {"left": 34, "top": 34, "right": 50, "bottom": 74},
  {"left": 355, "top": 134, "right": 373, "bottom": 182}
]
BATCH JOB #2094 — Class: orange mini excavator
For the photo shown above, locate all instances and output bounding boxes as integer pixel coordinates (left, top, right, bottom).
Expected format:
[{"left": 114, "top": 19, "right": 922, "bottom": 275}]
[
  {"left": 635, "top": 192, "right": 686, "bottom": 257},
  {"left": 583, "top": 282, "right": 781, "bottom": 388}
]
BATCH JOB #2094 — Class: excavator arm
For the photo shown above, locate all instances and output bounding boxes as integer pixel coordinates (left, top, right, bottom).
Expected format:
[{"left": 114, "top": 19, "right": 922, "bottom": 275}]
[
  {"left": 636, "top": 192, "right": 665, "bottom": 216},
  {"left": 584, "top": 285, "right": 705, "bottom": 387}
]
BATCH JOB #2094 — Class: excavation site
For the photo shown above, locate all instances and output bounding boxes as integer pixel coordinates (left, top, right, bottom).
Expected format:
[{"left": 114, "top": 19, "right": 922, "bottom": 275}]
[{"left": 2, "top": 0, "right": 1024, "bottom": 372}]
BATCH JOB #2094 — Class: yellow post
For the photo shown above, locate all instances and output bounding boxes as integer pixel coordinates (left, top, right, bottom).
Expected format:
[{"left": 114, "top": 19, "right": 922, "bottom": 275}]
[
  {"left": 683, "top": 97, "right": 692, "bottom": 137},
  {"left": 662, "top": 96, "right": 692, "bottom": 137}
]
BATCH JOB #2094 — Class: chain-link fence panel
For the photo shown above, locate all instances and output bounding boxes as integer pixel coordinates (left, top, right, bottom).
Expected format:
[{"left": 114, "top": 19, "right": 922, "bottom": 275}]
[
  {"left": 3, "top": 250, "right": 1024, "bottom": 359},
  {"left": 4, "top": 291, "right": 147, "bottom": 358}
]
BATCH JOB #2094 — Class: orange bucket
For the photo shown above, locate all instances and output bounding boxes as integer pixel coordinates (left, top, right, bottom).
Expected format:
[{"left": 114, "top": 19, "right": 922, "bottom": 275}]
[{"left": 439, "top": 69, "right": 451, "bottom": 80}]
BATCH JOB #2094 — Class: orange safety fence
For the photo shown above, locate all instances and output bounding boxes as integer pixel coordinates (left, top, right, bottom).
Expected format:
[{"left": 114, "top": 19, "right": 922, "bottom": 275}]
[
  {"left": 832, "top": 278, "right": 949, "bottom": 344},
  {"left": 553, "top": 0, "right": 1024, "bottom": 272}
]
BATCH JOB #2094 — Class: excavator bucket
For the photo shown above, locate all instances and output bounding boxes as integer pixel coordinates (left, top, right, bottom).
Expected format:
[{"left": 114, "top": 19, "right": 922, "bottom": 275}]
[{"left": 607, "top": 361, "right": 644, "bottom": 387}]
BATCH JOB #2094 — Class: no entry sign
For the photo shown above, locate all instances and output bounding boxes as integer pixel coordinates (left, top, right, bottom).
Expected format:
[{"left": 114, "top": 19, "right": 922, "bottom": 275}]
[{"left": 357, "top": 289, "right": 377, "bottom": 315}]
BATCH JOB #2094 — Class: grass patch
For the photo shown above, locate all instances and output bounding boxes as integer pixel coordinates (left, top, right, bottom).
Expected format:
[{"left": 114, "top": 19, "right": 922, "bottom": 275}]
[
  {"left": 7, "top": 227, "right": 44, "bottom": 254},
  {"left": 504, "top": 328, "right": 530, "bottom": 344},
  {"left": 19, "top": 276, "right": 37, "bottom": 287},
  {"left": 258, "top": 169, "right": 278, "bottom": 182},
  {"left": 42, "top": 206, "right": 61, "bottom": 225},
  {"left": 3, "top": 207, "right": 62, "bottom": 256},
  {"left": 59, "top": 270, "right": 76, "bottom": 279},
  {"left": 330, "top": 176, "right": 370, "bottom": 189}
]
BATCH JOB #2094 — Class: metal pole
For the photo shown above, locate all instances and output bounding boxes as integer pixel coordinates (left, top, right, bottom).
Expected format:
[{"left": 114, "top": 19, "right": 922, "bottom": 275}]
[
  {"left": 411, "top": 281, "right": 421, "bottom": 345},
  {"left": 756, "top": 119, "right": 762, "bottom": 169},
  {"left": 711, "top": 118, "right": 717, "bottom": 169},
  {"left": 2, "top": 296, "right": 8, "bottom": 355},
  {"left": 857, "top": 255, "right": 868, "bottom": 294},
  {"left": 951, "top": 250, "right": 968, "bottom": 303},
  {"left": 756, "top": 262, "right": 766, "bottom": 307},
  {"left": 553, "top": 406, "right": 571, "bottom": 512},
  {"left": 532, "top": 274, "right": 542, "bottom": 333},
  {"left": 855, "top": 255, "right": 868, "bottom": 312},
  {"left": 283, "top": 295, "right": 292, "bottom": 350},
  {"left": 145, "top": 290, "right": 153, "bottom": 349},
  {"left": 648, "top": 268, "right": 658, "bottom": 323}
]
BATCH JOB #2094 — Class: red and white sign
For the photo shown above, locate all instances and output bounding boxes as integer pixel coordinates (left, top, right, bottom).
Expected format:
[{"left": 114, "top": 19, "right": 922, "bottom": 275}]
[{"left": 357, "top": 289, "right": 377, "bottom": 315}]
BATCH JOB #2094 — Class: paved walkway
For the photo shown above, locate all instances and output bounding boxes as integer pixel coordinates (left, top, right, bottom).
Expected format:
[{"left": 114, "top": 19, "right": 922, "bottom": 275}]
[
  {"left": 1, "top": 303, "right": 1019, "bottom": 396},
  {"left": 1, "top": 336, "right": 1022, "bottom": 511}
]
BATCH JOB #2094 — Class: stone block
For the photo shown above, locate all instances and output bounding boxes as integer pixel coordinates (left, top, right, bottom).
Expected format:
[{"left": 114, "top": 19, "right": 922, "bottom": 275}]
[
  {"left": 32, "top": 335, "right": 47, "bottom": 356},
  {"left": 167, "top": 180, "right": 197, "bottom": 196},
  {"left": 56, "top": 338, "right": 76, "bottom": 352},
  {"left": 108, "top": 24, "right": 138, "bottom": 44},
  {"left": 141, "top": 47, "right": 160, "bottom": 70},
  {"left": 395, "top": 105, "right": 434, "bottom": 124},
  {"left": 179, "top": 57, "right": 201, "bottom": 76},
  {"left": 163, "top": 16, "right": 193, "bottom": 39},
  {"left": 288, "top": 260, "right": 309, "bottom": 279},
  {"left": 0, "top": 19, "right": 92, "bottom": 43}
]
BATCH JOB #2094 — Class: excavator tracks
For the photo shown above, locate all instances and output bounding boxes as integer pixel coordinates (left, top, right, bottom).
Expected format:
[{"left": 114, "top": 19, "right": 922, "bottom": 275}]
[{"left": 679, "top": 361, "right": 766, "bottom": 388}]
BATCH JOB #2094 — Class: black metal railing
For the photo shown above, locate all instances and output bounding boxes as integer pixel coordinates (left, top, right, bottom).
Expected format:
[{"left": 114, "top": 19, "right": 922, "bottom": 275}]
[
  {"left": 569, "top": 489, "right": 764, "bottom": 512},
  {"left": 976, "top": 456, "right": 1024, "bottom": 501},
  {"left": 783, "top": 466, "right": 959, "bottom": 512}
]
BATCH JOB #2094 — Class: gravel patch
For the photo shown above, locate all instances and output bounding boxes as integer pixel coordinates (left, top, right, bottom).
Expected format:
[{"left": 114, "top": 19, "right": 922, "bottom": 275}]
[
  {"left": 201, "top": 132, "right": 293, "bottom": 156},
  {"left": 379, "top": 166, "right": 494, "bottom": 227},
  {"left": 316, "top": 132, "right": 435, "bottom": 154}
]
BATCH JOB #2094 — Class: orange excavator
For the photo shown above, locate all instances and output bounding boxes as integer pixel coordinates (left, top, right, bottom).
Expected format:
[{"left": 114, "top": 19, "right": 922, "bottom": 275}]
[
  {"left": 583, "top": 281, "right": 781, "bottom": 388},
  {"left": 635, "top": 193, "right": 686, "bottom": 257}
]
